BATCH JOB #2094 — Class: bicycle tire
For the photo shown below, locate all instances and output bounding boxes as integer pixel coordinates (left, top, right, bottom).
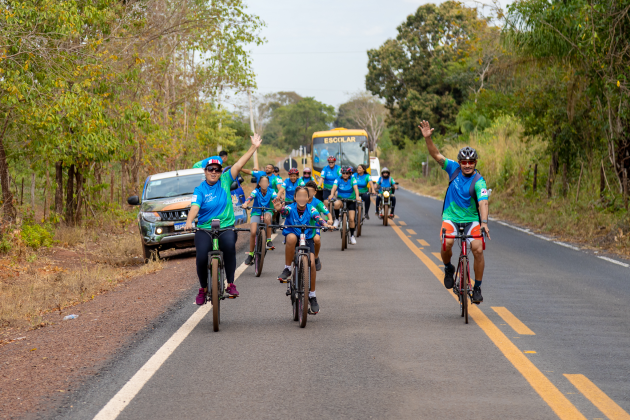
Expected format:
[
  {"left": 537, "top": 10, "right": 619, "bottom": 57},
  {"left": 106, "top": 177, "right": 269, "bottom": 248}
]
[
  {"left": 292, "top": 269, "right": 299, "bottom": 322},
  {"left": 341, "top": 213, "right": 347, "bottom": 250},
  {"left": 356, "top": 203, "right": 362, "bottom": 237},
  {"left": 299, "top": 254, "right": 309, "bottom": 328},
  {"left": 462, "top": 258, "right": 469, "bottom": 324},
  {"left": 383, "top": 204, "right": 389, "bottom": 226},
  {"left": 254, "top": 227, "right": 266, "bottom": 277},
  {"left": 211, "top": 258, "right": 220, "bottom": 332}
]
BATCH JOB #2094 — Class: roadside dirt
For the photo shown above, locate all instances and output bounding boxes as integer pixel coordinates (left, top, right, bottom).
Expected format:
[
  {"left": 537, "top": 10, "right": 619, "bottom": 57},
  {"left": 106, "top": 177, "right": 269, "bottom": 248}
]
[{"left": 0, "top": 234, "right": 249, "bottom": 420}]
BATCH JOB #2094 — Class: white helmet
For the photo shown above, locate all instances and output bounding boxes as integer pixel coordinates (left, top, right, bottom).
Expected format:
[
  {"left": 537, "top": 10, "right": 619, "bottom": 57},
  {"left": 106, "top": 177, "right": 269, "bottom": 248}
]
[{"left": 381, "top": 167, "right": 390, "bottom": 175}]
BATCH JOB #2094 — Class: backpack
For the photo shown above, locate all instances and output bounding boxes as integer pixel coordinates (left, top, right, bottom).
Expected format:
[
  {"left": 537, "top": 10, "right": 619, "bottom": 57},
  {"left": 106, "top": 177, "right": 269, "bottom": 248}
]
[{"left": 442, "top": 168, "right": 483, "bottom": 222}]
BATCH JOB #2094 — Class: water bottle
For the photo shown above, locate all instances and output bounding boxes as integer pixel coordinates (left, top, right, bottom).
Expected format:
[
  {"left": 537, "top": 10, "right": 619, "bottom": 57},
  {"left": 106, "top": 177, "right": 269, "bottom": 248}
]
[{"left": 63, "top": 314, "right": 79, "bottom": 320}]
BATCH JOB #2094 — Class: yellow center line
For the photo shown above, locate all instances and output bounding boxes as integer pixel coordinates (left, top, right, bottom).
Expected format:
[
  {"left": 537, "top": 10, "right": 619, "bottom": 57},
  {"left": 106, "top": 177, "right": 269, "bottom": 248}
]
[
  {"left": 564, "top": 374, "right": 630, "bottom": 420},
  {"left": 492, "top": 307, "right": 536, "bottom": 335},
  {"left": 388, "top": 220, "right": 587, "bottom": 420},
  {"left": 418, "top": 239, "right": 430, "bottom": 247},
  {"left": 406, "top": 229, "right": 417, "bottom": 235}
]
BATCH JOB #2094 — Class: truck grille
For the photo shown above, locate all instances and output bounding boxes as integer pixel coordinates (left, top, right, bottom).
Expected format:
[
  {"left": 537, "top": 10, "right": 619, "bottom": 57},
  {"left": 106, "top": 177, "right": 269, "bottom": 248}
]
[{"left": 159, "top": 210, "right": 189, "bottom": 221}]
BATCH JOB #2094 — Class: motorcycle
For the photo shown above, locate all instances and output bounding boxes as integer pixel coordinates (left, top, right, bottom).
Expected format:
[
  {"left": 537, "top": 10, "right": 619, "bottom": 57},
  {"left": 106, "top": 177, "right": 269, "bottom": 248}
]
[{"left": 377, "top": 184, "right": 398, "bottom": 226}]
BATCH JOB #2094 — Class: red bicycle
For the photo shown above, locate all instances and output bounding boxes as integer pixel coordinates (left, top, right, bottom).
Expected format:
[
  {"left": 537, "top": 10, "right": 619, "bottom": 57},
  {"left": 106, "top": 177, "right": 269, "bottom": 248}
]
[{"left": 442, "top": 226, "right": 486, "bottom": 324}]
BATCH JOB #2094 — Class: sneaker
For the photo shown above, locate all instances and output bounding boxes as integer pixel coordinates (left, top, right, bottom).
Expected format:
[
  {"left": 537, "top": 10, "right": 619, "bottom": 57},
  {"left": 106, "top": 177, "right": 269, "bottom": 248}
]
[
  {"left": 443, "top": 264, "right": 455, "bottom": 289},
  {"left": 244, "top": 253, "right": 254, "bottom": 265},
  {"left": 333, "top": 219, "right": 340, "bottom": 229},
  {"left": 266, "top": 240, "right": 275, "bottom": 250},
  {"left": 278, "top": 267, "right": 291, "bottom": 283},
  {"left": 388, "top": 213, "right": 395, "bottom": 219},
  {"left": 309, "top": 296, "right": 319, "bottom": 314},
  {"left": 349, "top": 235, "right": 357, "bottom": 245},
  {"left": 195, "top": 288, "right": 207, "bottom": 305},
  {"left": 226, "top": 283, "right": 239, "bottom": 297},
  {"left": 365, "top": 213, "right": 370, "bottom": 220},
  {"left": 315, "top": 257, "right": 321, "bottom": 271},
  {"left": 472, "top": 286, "right": 483, "bottom": 304}
]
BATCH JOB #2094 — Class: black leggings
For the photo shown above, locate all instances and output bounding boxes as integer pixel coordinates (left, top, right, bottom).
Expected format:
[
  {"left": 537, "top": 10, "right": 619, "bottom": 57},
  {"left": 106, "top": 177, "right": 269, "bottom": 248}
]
[
  {"left": 195, "top": 228, "right": 237, "bottom": 289},
  {"left": 376, "top": 195, "right": 396, "bottom": 213},
  {"left": 360, "top": 192, "right": 371, "bottom": 214}
]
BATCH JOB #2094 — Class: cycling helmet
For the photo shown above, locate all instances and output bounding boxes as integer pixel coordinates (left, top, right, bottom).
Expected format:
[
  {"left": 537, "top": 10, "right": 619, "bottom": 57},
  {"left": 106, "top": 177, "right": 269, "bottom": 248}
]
[
  {"left": 288, "top": 168, "right": 299, "bottom": 175},
  {"left": 341, "top": 166, "right": 353, "bottom": 174},
  {"left": 457, "top": 146, "right": 478, "bottom": 161},
  {"left": 327, "top": 156, "right": 336, "bottom": 163},
  {"left": 381, "top": 167, "right": 390, "bottom": 175}
]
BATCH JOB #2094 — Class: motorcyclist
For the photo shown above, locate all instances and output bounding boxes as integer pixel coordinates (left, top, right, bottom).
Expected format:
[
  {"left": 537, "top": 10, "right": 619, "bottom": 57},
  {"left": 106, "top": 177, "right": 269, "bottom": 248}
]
[{"left": 375, "top": 167, "right": 397, "bottom": 218}]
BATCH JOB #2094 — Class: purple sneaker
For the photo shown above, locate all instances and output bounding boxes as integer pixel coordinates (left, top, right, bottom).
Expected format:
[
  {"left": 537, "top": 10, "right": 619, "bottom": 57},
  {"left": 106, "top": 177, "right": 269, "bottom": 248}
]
[
  {"left": 226, "top": 283, "right": 239, "bottom": 297},
  {"left": 195, "top": 288, "right": 207, "bottom": 305}
]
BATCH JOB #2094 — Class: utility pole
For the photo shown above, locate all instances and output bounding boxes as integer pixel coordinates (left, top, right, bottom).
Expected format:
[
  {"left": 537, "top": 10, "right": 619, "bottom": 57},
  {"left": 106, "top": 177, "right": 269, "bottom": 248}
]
[{"left": 248, "top": 89, "right": 258, "bottom": 168}]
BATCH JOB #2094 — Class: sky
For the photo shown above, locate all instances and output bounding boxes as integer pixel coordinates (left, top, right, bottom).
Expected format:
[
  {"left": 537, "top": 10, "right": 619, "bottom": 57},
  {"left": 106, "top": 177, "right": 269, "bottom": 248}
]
[{"left": 242, "top": 0, "right": 505, "bottom": 110}]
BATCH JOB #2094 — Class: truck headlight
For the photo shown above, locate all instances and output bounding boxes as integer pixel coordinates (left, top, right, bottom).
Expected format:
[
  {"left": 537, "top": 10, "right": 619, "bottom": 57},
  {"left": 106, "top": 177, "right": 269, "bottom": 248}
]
[
  {"left": 383, "top": 191, "right": 390, "bottom": 198},
  {"left": 142, "top": 212, "right": 161, "bottom": 223}
]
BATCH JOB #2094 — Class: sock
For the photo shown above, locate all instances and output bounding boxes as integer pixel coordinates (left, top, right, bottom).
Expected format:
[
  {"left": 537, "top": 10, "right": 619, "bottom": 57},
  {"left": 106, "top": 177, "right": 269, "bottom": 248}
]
[
  {"left": 248, "top": 251, "right": 254, "bottom": 256},
  {"left": 309, "top": 291, "right": 316, "bottom": 298},
  {"left": 445, "top": 262, "right": 454, "bottom": 270},
  {"left": 267, "top": 238, "right": 271, "bottom": 242},
  {"left": 284, "top": 265, "right": 291, "bottom": 270},
  {"left": 350, "top": 227, "right": 355, "bottom": 236},
  {"left": 334, "top": 209, "right": 340, "bottom": 219},
  {"left": 474, "top": 279, "right": 482, "bottom": 288}
]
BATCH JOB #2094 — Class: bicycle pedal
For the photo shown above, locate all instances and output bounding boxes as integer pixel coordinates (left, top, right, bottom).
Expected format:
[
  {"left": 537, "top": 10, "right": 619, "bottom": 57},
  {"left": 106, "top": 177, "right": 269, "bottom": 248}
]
[
  {"left": 286, "top": 290, "right": 291, "bottom": 296},
  {"left": 226, "top": 295, "right": 238, "bottom": 299},
  {"left": 278, "top": 278, "right": 289, "bottom": 283}
]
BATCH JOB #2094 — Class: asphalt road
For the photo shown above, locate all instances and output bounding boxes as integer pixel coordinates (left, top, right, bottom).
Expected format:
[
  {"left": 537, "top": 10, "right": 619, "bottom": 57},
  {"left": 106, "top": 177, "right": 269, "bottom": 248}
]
[{"left": 55, "top": 189, "right": 630, "bottom": 420}]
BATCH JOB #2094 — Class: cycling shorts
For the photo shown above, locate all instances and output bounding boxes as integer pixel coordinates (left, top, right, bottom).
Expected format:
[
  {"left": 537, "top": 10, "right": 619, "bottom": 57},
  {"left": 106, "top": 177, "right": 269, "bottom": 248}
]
[
  {"left": 336, "top": 199, "right": 356, "bottom": 211},
  {"left": 441, "top": 220, "right": 481, "bottom": 245},
  {"left": 250, "top": 213, "right": 271, "bottom": 224},
  {"left": 322, "top": 188, "right": 332, "bottom": 201},
  {"left": 287, "top": 235, "right": 315, "bottom": 255}
]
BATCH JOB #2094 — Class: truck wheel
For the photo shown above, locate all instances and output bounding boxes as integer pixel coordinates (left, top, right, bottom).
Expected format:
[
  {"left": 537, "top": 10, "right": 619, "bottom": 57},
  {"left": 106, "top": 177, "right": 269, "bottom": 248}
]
[{"left": 142, "top": 243, "right": 159, "bottom": 262}]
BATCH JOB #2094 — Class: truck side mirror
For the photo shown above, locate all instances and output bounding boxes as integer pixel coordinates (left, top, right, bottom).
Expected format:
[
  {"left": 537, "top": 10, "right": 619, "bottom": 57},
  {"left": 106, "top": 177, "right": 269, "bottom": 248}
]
[
  {"left": 230, "top": 181, "right": 240, "bottom": 191},
  {"left": 127, "top": 195, "right": 140, "bottom": 205}
]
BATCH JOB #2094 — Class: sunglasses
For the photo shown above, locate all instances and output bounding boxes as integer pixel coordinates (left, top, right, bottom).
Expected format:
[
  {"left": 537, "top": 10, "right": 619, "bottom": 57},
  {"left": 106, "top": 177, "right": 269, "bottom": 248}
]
[
  {"left": 205, "top": 167, "right": 222, "bottom": 173},
  {"left": 460, "top": 160, "right": 477, "bottom": 166}
]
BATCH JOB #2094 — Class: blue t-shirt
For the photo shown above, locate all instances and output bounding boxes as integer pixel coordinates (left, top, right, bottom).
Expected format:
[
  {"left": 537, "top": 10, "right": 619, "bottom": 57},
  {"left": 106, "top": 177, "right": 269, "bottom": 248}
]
[
  {"left": 191, "top": 170, "right": 235, "bottom": 228},
  {"left": 251, "top": 170, "right": 267, "bottom": 182},
  {"left": 299, "top": 176, "right": 314, "bottom": 186},
  {"left": 247, "top": 188, "right": 277, "bottom": 216},
  {"left": 280, "top": 203, "right": 322, "bottom": 239},
  {"left": 354, "top": 173, "right": 371, "bottom": 194},
  {"left": 320, "top": 165, "right": 341, "bottom": 189},
  {"left": 334, "top": 176, "right": 358, "bottom": 199},
  {"left": 377, "top": 176, "right": 396, "bottom": 192},
  {"left": 281, "top": 178, "right": 305, "bottom": 202},
  {"left": 442, "top": 159, "right": 488, "bottom": 223}
]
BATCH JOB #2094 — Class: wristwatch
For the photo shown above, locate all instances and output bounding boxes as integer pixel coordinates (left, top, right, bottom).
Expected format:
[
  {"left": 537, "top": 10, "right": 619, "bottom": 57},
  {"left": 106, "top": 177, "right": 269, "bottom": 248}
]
[{"left": 481, "top": 219, "right": 488, "bottom": 224}]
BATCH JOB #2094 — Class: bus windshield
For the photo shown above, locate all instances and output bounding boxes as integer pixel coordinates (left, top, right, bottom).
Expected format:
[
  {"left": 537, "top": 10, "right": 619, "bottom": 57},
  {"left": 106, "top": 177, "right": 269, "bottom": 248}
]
[{"left": 312, "top": 135, "right": 368, "bottom": 173}]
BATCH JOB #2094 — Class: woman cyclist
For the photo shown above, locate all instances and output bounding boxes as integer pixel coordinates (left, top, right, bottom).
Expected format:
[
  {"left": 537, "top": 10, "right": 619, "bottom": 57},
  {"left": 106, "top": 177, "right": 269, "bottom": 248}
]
[
  {"left": 275, "top": 186, "right": 332, "bottom": 314},
  {"left": 330, "top": 166, "right": 361, "bottom": 245},
  {"left": 319, "top": 156, "right": 341, "bottom": 206},
  {"left": 242, "top": 176, "right": 277, "bottom": 266},
  {"left": 299, "top": 167, "right": 314, "bottom": 186},
  {"left": 375, "top": 167, "right": 398, "bottom": 218},
  {"left": 355, "top": 164, "right": 375, "bottom": 220},
  {"left": 305, "top": 180, "right": 331, "bottom": 271},
  {"left": 185, "top": 134, "right": 262, "bottom": 304},
  {"left": 278, "top": 168, "right": 304, "bottom": 203}
]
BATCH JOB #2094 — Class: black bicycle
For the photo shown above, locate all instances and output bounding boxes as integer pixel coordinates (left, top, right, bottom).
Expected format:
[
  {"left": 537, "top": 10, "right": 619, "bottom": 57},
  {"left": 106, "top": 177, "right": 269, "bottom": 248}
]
[
  {"left": 336, "top": 198, "right": 355, "bottom": 251},
  {"left": 194, "top": 221, "right": 249, "bottom": 332},
  {"left": 271, "top": 224, "right": 330, "bottom": 328},
  {"left": 441, "top": 226, "right": 486, "bottom": 324},
  {"left": 355, "top": 199, "right": 364, "bottom": 237},
  {"left": 245, "top": 206, "right": 273, "bottom": 277}
]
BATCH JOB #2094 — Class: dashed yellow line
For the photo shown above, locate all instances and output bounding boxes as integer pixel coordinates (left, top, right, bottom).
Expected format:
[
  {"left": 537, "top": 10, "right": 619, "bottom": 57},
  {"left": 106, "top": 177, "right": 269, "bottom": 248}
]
[
  {"left": 418, "top": 239, "right": 430, "bottom": 246},
  {"left": 492, "top": 307, "right": 536, "bottom": 335},
  {"left": 431, "top": 252, "right": 442, "bottom": 262},
  {"left": 398, "top": 220, "right": 407, "bottom": 226},
  {"left": 388, "top": 220, "right": 587, "bottom": 420},
  {"left": 564, "top": 374, "right": 630, "bottom": 420},
  {"left": 406, "top": 229, "right": 417, "bottom": 235}
]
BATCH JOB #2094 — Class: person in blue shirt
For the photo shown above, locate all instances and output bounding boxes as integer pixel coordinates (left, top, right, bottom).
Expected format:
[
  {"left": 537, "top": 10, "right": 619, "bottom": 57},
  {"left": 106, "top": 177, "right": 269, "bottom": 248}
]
[
  {"left": 242, "top": 176, "right": 278, "bottom": 266},
  {"left": 355, "top": 164, "right": 376, "bottom": 220},
  {"left": 278, "top": 168, "right": 305, "bottom": 203},
  {"left": 375, "top": 167, "right": 398, "bottom": 218},
  {"left": 330, "top": 166, "right": 362, "bottom": 245},
  {"left": 305, "top": 180, "right": 331, "bottom": 271},
  {"left": 274, "top": 186, "right": 332, "bottom": 314},
  {"left": 319, "top": 156, "right": 341, "bottom": 206},
  {"left": 299, "top": 167, "right": 314, "bottom": 186},
  {"left": 184, "top": 133, "right": 262, "bottom": 305}
]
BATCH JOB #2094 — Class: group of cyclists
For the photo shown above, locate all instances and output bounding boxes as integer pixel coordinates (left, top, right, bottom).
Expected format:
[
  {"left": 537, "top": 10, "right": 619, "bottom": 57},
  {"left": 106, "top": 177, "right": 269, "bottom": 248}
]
[{"left": 184, "top": 120, "right": 491, "bottom": 317}]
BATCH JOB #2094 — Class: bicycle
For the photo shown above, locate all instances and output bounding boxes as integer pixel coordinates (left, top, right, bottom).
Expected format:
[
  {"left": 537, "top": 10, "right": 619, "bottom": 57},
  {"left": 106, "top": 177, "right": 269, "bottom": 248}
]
[
  {"left": 441, "top": 226, "right": 486, "bottom": 324},
  {"left": 245, "top": 206, "right": 273, "bottom": 277},
  {"left": 336, "top": 198, "right": 355, "bottom": 251},
  {"left": 271, "top": 224, "right": 331, "bottom": 328},
  {"left": 194, "top": 221, "right": 249, "bottom": 332},
  {"left": 355, "top": 200, "right": 364, "bottom": 237}
]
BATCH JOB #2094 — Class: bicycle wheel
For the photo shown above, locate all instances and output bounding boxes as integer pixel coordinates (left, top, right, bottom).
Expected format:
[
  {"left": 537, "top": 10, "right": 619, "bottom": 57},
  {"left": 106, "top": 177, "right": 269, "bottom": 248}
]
[
  {"left": 298, "top": 254, "right": 309, "bottom": 328},
  {"left": 356, "top": 203, "right": 363, "bottom": 237},
  {"left": 341, "top": 213, "right": 347, "bottom": 250},
  {"left": 254, "top": 227, "right": 266, "bottom": 277},
  {"left": 461, "top": 258, "right": 469, "bottom": 324},
  {"left": 211, "top": 258, "right": 220, "bottom": 332},
  {"left": 383, "top": 204, "right": 389, "bottom": 226},
  {"left": 291, "top": 265, "right": 299, "bottom": 321}
]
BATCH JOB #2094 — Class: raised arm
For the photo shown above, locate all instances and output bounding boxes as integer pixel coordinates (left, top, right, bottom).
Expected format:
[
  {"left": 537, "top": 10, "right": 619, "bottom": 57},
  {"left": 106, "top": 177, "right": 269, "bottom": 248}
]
[
  {"left": 419, "top": 120, "right": 447, "bottom": 166},
  {"left": 231, "top": 133, "right": 262, "bottom": 179}
]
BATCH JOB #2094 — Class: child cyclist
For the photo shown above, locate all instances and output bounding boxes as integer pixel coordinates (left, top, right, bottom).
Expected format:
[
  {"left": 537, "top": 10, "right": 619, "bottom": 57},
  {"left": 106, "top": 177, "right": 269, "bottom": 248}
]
[
  {"left": 242, "top": 176, "right": 277, "bottom": 266},
  {"left": 305, "top": 180, "right": 330, "bottom": 271},
  {"left": 278, "top": 168, "right": 304, "bottom": 203},
  {"left": 275, "top": 186, "right": 333, "bottom": 314}
]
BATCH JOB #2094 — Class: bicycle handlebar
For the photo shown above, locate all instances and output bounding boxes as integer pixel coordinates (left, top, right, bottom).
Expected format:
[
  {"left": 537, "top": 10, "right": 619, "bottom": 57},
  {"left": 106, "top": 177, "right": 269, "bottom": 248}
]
[{"left": 270, "top": 224, "right": 335, "bottom": 231}]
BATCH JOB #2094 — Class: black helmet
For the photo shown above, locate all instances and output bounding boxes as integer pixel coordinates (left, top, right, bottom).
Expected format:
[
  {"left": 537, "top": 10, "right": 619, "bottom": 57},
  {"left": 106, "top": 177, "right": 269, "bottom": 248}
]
[
  {"left": 341, "top": 165, "right": 353, "bottom": 175},
  {"left": 457, "top": 146, "right": 478, "bottom": 161}
]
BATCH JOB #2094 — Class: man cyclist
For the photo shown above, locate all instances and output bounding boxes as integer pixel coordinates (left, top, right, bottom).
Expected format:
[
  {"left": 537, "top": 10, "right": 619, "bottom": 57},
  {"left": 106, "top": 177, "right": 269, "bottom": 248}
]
[
  {"left": 184, "top": 134, "right": 263, "bottom": 304},
  {"left": 319, "top": 156, "right": 341, "bottom": 207},
  {"left": 330, "top": 166, "right": 361, "bottom": 245},
  {"left": 420, "top": 120, "right": 490, "bottom": 304},
  {"left": 375, "top": 167, "right": 398, "bottom": 218}
]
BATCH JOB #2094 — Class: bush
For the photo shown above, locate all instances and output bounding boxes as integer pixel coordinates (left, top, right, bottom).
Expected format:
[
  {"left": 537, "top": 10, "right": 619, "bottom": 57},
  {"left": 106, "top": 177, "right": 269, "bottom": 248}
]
[{"left": 21, "top": 222, "right": 55, "bottom": 249}]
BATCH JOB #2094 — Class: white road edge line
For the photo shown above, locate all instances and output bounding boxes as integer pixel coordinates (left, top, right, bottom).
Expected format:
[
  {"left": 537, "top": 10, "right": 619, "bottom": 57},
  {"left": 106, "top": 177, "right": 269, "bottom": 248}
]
[
  {"left": 92, "top": 232, "right": 274, "bottom": 420},
  {"left": 597, "top": 256, "right": 630, "bottom": 268}
]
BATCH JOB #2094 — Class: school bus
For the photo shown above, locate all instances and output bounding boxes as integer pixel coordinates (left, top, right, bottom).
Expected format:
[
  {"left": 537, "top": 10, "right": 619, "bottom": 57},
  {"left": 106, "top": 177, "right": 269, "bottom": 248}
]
[{"left": 311, "top": 128, "right": 370, "bottom": 182}]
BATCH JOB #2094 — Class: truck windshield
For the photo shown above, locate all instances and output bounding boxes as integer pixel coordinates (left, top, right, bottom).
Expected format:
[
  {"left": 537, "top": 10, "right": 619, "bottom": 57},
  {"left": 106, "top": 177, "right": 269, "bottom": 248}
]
[{"left": 143, "top": 174, "right": 205, "bottom": 200}]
